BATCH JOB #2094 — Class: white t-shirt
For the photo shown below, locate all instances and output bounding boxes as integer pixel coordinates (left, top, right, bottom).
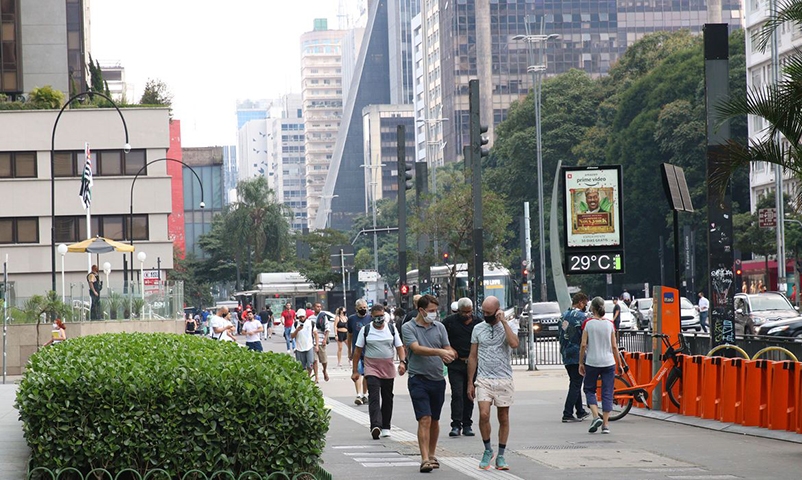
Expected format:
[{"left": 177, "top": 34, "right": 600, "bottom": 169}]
[
  {"left": 294, "top": 318, "right": 316, "bottom": 352},
  {"left": 698, "top": 297, "right": 709, "bottom": 312},
  {"left": 584, "top": 317, "right": 615, "bottom": 367},
  {"left": 242, "top": 319, "right": 262, "bottom": 342},
  {"left": 210, "top": 314, "right": 234, "bottom": 342}
]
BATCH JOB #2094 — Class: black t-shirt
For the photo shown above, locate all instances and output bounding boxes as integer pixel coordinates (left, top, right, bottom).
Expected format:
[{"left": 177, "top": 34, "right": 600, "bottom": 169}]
[
  {"left": 258, "top": 310, "right": 270, "bottom": 324},
  {"left": 347, "top": 313, "right": 371, "bottom": 350},
  {"left": 612, "top": 304, "right": 621, "bottom": 329},
  {"left": 441, "top": 313, "right": 482, "bottom": 359}
]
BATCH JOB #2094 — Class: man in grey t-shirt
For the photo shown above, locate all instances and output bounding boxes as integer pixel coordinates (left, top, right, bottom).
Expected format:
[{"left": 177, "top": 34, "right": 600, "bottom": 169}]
[
  {"left": 402, "top": 294, "right": 456, "bottom": 473},
  {"left": 467, "top": 296, "right": 519, "bottom": 471}
]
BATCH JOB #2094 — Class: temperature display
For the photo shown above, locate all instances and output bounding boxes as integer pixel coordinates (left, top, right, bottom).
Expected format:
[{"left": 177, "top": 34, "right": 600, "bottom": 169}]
[{"left": 566, "top": 251, "right": 624, "bottom": 274}]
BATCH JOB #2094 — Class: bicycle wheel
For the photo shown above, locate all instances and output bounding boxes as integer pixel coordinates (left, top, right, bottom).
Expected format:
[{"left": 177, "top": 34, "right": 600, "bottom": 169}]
[
  {"left": 666, "top": 366, "right": 682, "bottom": 409},
  {"left": 595, "top": 374, "right": 633, "bottom": 421}
]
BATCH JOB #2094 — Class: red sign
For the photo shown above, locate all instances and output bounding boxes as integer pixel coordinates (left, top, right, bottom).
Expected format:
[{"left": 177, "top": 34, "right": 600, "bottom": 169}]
[{"left": 759, "top": 208, "right": 777, "bottom": 228}]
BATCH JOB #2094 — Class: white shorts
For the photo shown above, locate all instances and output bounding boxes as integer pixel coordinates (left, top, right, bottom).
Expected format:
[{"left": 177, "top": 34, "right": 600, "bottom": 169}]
[{"left": 475, "top": 377, "right": 514, "bottom": 407}]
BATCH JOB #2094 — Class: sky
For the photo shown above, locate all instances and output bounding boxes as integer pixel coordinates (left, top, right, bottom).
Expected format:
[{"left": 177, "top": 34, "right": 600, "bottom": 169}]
[{"left": 90, "top": 0, "right": 345, "bottom": 147}]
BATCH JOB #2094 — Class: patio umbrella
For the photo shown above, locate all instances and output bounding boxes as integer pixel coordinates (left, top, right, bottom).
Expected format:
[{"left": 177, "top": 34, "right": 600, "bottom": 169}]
[{"left": 67, "top": 236, "right": 135, "bottom": 254}]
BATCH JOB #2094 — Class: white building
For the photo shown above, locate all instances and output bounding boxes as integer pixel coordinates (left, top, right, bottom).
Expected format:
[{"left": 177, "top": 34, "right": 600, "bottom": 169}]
[
  {"left": 269, "top": 94, "right": 307, "bottom": 231},
  {"left": 237, "top": 119, "right": 270, "bottom": 181},
  {"left": 745, "top": 1, "right": 800, "bottom": 209},
  {"left": 98, "top": 61, "right": 134, "bottom": 103},
  {"left": 412, "top": 8, "right": 445, "bottom": 169}
]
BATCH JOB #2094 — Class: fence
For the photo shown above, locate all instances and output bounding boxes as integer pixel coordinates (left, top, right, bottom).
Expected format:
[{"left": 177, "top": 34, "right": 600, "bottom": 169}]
[
  {"left": 511, "top": 329, "right": 802, "bottom": 366},
  {"left": 3, "top": 280, "right": 184, "bottom": 323},
  {"left": 26, "top": 465, "right": 331, "bottom": 480}
]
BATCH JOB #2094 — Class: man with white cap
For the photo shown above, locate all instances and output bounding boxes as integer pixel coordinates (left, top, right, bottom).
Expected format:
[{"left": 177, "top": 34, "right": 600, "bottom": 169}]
[{"left": 291, "top": 308, "right": 317, "bottom": 376}]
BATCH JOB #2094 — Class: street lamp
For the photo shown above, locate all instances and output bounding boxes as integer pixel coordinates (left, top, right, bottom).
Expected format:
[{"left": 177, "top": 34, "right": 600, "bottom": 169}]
[
  {"left": 51, "top": 91, "right": 129, "bottom": 292},
  {"left": 360, "top": 162, "right": 387, "bottom": 273},
  {"left": 128, "top": 157, "right": 205, "bottom": 292},
  {"left": 57, "top": 244, "right": 68, "bottom": 302},
  {"left": 512, "top": 26, "right": 559, "bottom": 302},
  {"left": 102, "top": 261, "right": 112, "bottom": 298}
]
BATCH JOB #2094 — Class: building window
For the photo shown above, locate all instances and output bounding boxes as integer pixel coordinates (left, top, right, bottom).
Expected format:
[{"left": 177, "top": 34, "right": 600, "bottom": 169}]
[
  {"left": 0, "top": 217, "right": 38, "bottom": 244},
  {"left": 54, "top": 214, "right": 148, "bottom": 243},
  {"left": 52, "top": 149, "right": 147, "bottom": 177},
  {"left": 0, "top": 151, "right": 36, "bottom": 178},
  {"left": 0, "top": 0, "right": 21, "bottom": 93}
]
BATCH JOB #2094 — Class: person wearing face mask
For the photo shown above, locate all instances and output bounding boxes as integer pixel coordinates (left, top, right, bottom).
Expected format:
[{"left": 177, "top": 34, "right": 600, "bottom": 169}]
[
  {"left": 347, "top": 299, "right": 372, "bottom": 405},
  {"left": 467, "top": 296, "right": 519, "bottom": 471},
  {"left": 352, "top": 304, "right": 406, "bottom": 439},
  {"left": 441, "top": 297, "right": 482, "bottom": 437},
  {"left": 402, "top": 294, "right": 457, "bottom": 473}
]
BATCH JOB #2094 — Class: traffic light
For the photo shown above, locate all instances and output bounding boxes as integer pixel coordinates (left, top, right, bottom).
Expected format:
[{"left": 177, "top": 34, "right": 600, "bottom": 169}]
[
  {"left": 404, "top": 160, "right": 414, "bottom": 190},
  {"left": 442, "top": 252, "right": 449, "bottom": 263},
  {"left": 796, "top": 260, "right": 802, "bottom": 274},
  {"left": 400, "top": 284, "right": 409, "bottom": 296},
  {"left": 522, "top": 267, "right": 529, "bottom": 279},
  {"left": 477, "top": 124, "right": 490, "bottom": 158}
]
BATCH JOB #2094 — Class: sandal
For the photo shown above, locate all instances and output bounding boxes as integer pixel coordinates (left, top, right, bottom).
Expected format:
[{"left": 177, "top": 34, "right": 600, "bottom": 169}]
[
  {"left": 430, "top": 456, "right": 440, "bottom": 469},
  {"left": 420, "top": 460, "right": 434, "bottom": 473}
]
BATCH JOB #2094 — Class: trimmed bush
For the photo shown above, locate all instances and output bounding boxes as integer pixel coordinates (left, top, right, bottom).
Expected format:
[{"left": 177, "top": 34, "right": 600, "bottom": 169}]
[{"left": 16, "top": 333, "right": 329, "bottom": 476}]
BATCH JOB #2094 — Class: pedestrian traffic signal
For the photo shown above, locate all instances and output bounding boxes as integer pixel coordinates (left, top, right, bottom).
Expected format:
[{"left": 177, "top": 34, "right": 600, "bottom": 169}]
[
  {"left": 522, "top": 267, "right": 529, "bottom": 279},
  {"left": 478, "top": 124, "right": 490, "bottom": 158},
  {"left": 404, "top": 161, "right": 414, "bottom": 190},
  {"left": 443, "top": 252, "right": 449, "bottom": 262},
  {"left": 735, "top": 267, "right": 742, "bottom": 276},
  {"left": 400, "top": 284, "right": 409, "bottom": 296}
]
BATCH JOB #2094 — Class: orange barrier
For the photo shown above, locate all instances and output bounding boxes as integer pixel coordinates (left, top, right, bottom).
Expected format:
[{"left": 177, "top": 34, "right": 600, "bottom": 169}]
[
  {"left": 798, "top": 366, "right": 802, "bottom": 434},
  {"left": 680, "top": 355, "right": 703, "bottom": 417},
  {"left": 661, "top": 353, "right": 683, "bottom": 414},
  {"left": 742, "top": 359, "right": 770, "bottom": 428},
  {"left": 699, "top": 356, "right": 723, "bottom": 420},
  {"left": 638, "top": 352, "right": 653, "bottom": 409},
  {"left": 720, "top": 358, "right": 744, "bottom": 425},
  {"left": 767, "top": 362, "right": 797, "bottom": 431}
]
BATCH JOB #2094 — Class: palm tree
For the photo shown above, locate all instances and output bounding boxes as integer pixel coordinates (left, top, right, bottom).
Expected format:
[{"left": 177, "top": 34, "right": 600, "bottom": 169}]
[{"left": 711, "top": 0, "right": 802, "bottom": 194}]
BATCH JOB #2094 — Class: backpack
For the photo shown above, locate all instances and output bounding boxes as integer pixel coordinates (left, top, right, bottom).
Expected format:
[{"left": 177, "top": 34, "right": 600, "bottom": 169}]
[{"left": 362, "top": 321, "right": 396, "bottom": 343}]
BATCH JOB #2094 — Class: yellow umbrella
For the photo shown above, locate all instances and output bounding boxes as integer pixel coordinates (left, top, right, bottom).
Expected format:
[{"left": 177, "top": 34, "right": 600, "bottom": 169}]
[{"left": 67, "top": 236, "right": 135, "bottom": 254}]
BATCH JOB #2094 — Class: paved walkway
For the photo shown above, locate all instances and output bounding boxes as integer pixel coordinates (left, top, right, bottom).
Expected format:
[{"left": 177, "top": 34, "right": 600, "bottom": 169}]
[{"left": 0, "top": 382, "right": 27, "bottom": 480}]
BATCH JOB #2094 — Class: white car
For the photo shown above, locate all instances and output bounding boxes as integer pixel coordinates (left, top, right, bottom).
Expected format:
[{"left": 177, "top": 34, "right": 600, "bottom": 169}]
[
  {"left": 603, "top": 300, "right": 637, "bottom": 330},
  {"left": 680, "top": 297, "right": 701, "bottom": 331}
]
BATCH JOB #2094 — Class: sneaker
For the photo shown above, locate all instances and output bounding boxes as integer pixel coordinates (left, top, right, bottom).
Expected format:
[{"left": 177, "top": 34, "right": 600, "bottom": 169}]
[
  {"left": 371, "top": 427, "right": 381, "bottom": 440},
  {"left": 479, "top": 449, "right": 494, "bottom": 470},
  {"left": 601, "top": 425, "right": 610, "bottom": 434},
  {"left": 562, "top": 416, "right": 580, "bottom": 423},
  {"left": 589, "top": 417, "right": 603, "bottom": 433},
  {"left": 462, "top": 426, "right": 475, "bottom": 436},
  {"left": 577, "top": 411, "right": 591, "bottom": 421},
  {"left": 354, "top": 396, "right": 363, "bottom": 406},
  {"left": 495, "top": 455, "right": 509, "bottom": 471},
  {"left": 380, "top": 429, "right": 391, "bottom": 437},
  {"left": 449, "top": 427, "right": 461, "bottom": 437}
]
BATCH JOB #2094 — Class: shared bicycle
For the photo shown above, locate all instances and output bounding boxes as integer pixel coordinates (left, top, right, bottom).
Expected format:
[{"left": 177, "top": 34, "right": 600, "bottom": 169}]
[{"left": 598, "top": 332, "right": 688, "bottom": 421}]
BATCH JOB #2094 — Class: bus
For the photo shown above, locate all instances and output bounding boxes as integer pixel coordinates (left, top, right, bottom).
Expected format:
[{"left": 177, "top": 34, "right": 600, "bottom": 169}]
[
  {"left": 235, "top": 272, "right": 326, "bottom": 314},
  {"left": 405, "top": 263, "right": 515, "bottom": 318}
]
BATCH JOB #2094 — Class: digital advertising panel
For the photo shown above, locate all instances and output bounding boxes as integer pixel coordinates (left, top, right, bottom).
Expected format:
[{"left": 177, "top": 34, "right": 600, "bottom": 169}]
[{"left": 562, "top": 166, "right": 625, "bottom": 274}]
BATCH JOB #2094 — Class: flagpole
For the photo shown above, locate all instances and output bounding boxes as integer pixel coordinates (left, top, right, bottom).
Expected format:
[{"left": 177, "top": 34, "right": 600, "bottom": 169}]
[{"left": 85, "top": 142, "right": 92, "bottom": 273}]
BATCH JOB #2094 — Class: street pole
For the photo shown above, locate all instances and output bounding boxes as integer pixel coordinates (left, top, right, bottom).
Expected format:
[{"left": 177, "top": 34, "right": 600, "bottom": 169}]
[
  {"left": 3, "top": 254, "right": 7, "bottom": 384},
  {"left": 525, "top": 202, "right": 536, "bottom": 371},
  {"left": 397, "top": 125, "right": 408, "bottom": 310},
  {"left": 340, "top": 249, "right": 347, "bottom": 312},
  {"left": 772, "top": 0, "right": 786, "bottom": 292}
]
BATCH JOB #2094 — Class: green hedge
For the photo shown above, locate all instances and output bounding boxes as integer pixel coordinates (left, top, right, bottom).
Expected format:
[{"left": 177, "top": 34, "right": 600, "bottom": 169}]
[{"left": 15, "top": 333, "right": 329, "bottom": 476}]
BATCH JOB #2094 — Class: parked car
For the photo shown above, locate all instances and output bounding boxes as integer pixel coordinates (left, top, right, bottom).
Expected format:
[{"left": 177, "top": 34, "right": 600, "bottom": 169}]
[
  {"left": 734, "top": 292, "right": 802, "bottom": 335},
  {"left": 631, "top": 298, "right": 653, "bottom": 329},
  {"left": 755, "top": 316, "right": 802, "bottom": 339},
  {"left": 519, "top": 301, "right": 563, "bottom": 337},
  {"left": 680, "top": 297, "right": 701, "bottom": 331},
  {"left": 603, "top": 300, "right": 637, "bottom": 330}
]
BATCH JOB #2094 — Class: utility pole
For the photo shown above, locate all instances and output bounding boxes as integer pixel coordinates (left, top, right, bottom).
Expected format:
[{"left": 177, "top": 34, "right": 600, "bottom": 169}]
[
  {"left": 469, "top": 79, "right": 489, "bottom": 308},
  {"left": 525, "top": 202, "right": 536, "bottom": 371},
  {"left": 416, "top": 162, "right": 430, "bottom": 292},
  {"left": 397, "top": 125, "right": 411, "bottom": 309}
]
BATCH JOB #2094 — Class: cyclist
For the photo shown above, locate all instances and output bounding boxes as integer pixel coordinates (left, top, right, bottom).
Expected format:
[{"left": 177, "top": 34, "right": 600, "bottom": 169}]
[{"left": 579, "top": 296, "right": 621, "bottom": 434}]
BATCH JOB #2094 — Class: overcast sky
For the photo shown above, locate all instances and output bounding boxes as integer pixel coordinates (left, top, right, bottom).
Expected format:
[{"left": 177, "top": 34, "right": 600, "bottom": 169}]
[{"left": 90, "top": 0, "right": 343, "bottom": 147}]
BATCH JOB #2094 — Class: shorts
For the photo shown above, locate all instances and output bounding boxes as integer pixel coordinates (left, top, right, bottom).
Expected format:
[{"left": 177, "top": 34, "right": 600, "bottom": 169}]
[
  {"left": 475, "top": 377, "right": 515, "bottom": 407},
  {"left": 316, "top": 344, "right": 328, "bottom": 364},
  {"left": 337, "top": 331, "right": 347, "bottom": 342},
  {"left": 408, "top": 375, "right": 446, "bottom": 421},
  {"left": 295, "top": 349, "right": 315, "bottom": 370}
]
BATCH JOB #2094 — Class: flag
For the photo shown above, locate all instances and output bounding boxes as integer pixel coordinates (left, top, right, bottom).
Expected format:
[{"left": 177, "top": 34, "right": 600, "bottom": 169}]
[{"left": 79, "top": 142, "right": 92, "bottom": 209}]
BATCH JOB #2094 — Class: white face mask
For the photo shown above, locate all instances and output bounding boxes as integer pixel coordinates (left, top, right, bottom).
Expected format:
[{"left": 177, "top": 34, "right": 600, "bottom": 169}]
[{"left": 424, "top": 311, "right": 437, "bottom": 323}]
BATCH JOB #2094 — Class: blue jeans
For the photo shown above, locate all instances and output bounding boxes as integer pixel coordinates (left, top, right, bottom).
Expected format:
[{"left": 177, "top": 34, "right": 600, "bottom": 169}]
[
  {"left": 582, "top": 364, "right": 615, "bottom": 413},
  {"left": 699, "top": 311, "right": 709, "bottom": 332},
  {"left": 284, "top": 326, "right": 295, "bottom": 350}
]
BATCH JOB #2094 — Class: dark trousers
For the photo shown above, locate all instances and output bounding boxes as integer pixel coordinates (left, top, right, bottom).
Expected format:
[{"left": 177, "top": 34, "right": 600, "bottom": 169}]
[
  {"left": 90, "top": 294, "right": 100, "bottom": 320},
  {"left": 583, "top": 364, "right": 616, "bottom": 412},
  {"left": 366, "top": 375, "right": 394, "bottom": 429},
  {"left": 563, "top": 363, "right": 587, "bottom": 418},
  {"left": 447, "top": 362, "right": 474, "bottom": 428}
]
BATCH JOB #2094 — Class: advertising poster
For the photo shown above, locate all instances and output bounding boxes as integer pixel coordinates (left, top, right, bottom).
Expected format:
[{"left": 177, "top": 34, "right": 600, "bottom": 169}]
[{"left": 564, "top": 167, "right": 622, "bottom": 248}]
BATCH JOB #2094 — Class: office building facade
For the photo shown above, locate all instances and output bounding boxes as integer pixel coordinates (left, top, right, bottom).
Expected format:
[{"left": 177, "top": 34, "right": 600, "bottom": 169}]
[
  {"left": 361, "top": 104, "right": 415, "bottom": 209},
  {"left": 182, "top": 147, "right": 225, "bottom": 259}
]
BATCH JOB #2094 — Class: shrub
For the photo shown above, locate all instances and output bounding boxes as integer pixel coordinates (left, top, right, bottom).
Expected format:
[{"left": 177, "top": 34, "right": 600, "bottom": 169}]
[{"left": 16, "top": 333, "right": 328, "bottom": 476}]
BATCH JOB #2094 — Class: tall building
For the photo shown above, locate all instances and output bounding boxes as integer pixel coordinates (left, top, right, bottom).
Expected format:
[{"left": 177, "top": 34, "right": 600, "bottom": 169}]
[
  {"left": 222, "top": 145, "right": 237, "bottom": 204},
  {"left": 433, "top": 0, "right": 743, "bottom": 162},
  {"left": 237, "top": 119, "right": 270, "bottom": 181},
  {"left": 98, "top": 60, "right": 133, "bottom": 103},
  {"left": 300, "top": 19, "right": 347, "bottom": 228},
  {"left": 361, "top": 104, "right": 415, "bottom": 210},
  {"left": 1, "top": 0, "right": 90, "bottom": 97},
  {"left": 182, "top": 147, "right": 224, "bottom": 259},
  {"left": 236, "top": 99, "right": 270, "bottom": 130},
  {"left": 388, "top": 0, "right": 420, "bottom": 104},
  {"left": 744, "top": 1, "right": 798, "bottom": 210},
  {"left": 269, "top": 93, "right": 307, "bottom": 231}
]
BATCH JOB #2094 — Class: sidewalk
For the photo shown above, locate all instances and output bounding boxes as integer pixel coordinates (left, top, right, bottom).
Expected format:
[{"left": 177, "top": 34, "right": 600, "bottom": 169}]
[{"left": 0, "top": 382, "right": 27, "bottom": 480}]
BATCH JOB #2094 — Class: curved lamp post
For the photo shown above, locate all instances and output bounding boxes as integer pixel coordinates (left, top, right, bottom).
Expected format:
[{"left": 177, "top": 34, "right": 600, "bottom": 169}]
[
  {"left": 128, "top": 157, "right": 205, "bottom": 268},
  {"left": 51, "top": 91, "right": 130, "bottom": 292},
  {"left": 57, "top": 243, "right": 68, "bottom": 302}
]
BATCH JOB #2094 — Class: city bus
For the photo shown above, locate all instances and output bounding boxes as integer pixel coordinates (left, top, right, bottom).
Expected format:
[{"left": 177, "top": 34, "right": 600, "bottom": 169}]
[
  {"left": 235, "top": 272, "right": 326, "bottom": 314},
  {"left": 405, "top": 263, "right": 515, "bottom": 318}
]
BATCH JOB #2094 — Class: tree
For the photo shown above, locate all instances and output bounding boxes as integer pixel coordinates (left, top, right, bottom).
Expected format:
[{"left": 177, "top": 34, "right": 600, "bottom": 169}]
[
  {"left": 297, "top": 229, "right": 350, "bottom": 290},
  {"left": 711, "top": 1, "right": 802, "bottom": 197},
  {"left": 139, "top": 78, "right": 173, "bottom": 106},
  {"left": 168, "top": 247, "right": 213, "bottom": 309},
  {"left": 411, "top": 182, "right": 512, "bottom": 301},
  {"left": 22, "top": 291, "right": 69, "bottom": 348}
]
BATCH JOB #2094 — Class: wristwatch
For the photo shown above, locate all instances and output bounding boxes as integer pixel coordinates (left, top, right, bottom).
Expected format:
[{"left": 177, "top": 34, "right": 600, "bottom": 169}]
[{"left": 401, "top": 359, "right": 408, "bottom": 365}]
